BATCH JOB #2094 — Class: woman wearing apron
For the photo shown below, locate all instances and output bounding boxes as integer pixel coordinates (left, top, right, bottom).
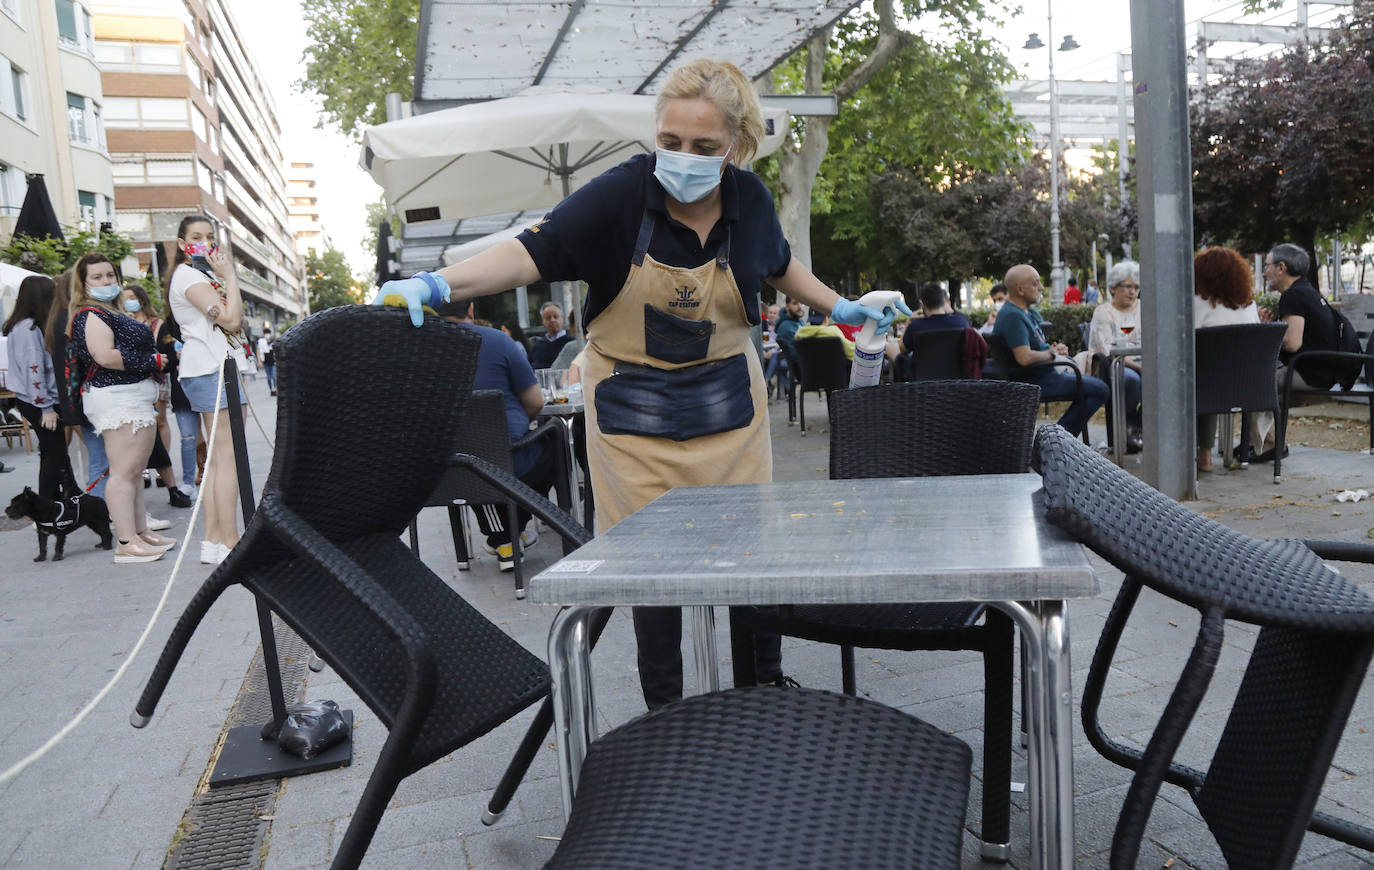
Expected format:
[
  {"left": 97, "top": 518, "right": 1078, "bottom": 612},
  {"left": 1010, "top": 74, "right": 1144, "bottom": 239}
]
[{"left": 379, "top": 58, "right": 905, "bottom": 709}]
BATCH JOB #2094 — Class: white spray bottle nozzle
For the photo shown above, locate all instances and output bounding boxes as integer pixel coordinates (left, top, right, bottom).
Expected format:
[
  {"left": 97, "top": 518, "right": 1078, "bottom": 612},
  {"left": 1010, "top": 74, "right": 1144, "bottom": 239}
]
[{"left": 853, "top": 290, "right": 906, "bottom": 350}]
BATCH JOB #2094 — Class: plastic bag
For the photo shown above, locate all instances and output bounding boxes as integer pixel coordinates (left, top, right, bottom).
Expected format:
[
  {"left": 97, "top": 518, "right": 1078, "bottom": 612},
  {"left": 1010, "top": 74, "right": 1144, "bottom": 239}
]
[{"left": 266, "top": 700, "right": 349, "bottom": 760}]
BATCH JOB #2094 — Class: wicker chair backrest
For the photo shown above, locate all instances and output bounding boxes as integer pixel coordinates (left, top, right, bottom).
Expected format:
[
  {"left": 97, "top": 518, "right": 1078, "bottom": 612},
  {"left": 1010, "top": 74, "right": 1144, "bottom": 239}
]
[{"left": 1195, "top": 323, "right": 1287, "bottom": 415}]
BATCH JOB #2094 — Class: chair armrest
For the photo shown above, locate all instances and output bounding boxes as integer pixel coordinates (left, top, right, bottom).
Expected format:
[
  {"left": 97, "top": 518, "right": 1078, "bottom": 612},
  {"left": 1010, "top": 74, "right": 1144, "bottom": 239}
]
[
  {"left": 514, "top": 416, "right": 574, "bottom": 511},
  {"left": 512, "top": 415, "right": 565, "bottom": 452},
  {"left": 1302, "top": 539, "right": 1374, "bottom": 563},
  {"left": 447, "top": 452, "right": 592, "bottom": 554},
  {"left": 257, "top": 497, "right": 437, "bottom": 683}
]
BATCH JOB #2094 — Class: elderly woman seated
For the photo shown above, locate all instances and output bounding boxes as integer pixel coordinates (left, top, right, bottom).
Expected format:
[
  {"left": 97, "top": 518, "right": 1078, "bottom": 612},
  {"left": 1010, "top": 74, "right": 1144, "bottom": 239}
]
[
  {"left": 1193, "top": 246, "right": 1267, "bottom": 471},
  {"left": 1086, "top": 261, "right": 1143, "bottom": 453}
]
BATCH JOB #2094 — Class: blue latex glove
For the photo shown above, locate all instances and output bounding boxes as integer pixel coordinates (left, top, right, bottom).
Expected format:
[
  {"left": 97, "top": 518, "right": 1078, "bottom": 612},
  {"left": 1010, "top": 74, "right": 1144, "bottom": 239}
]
[
  {"left": 173, "top": 340, "right": 184, "bottom": 353},
  {"left": 373, "top": 272, "right": 450, "bottom": 327},
  {"left": 830, "top": 296, "right": 913, "bottom": 336}
]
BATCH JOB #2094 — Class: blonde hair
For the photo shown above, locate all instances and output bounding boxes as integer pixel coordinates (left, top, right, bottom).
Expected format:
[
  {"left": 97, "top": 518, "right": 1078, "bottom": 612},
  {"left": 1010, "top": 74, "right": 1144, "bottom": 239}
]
[
  {"left": 656, "top": 58, "right": 764, "bottom": 164},
  {"left": 66, "top": 253, "right": 121, "bottom": 336}
]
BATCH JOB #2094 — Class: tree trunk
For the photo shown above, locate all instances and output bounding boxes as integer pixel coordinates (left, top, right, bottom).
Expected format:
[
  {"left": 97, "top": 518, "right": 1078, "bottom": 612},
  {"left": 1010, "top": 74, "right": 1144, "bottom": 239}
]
[
  {"left": 1296, "top": 224, "right": 1320, "bottom": 290},
  {"left": 772, "top": 0, "right": 908, "bottom": 272}
]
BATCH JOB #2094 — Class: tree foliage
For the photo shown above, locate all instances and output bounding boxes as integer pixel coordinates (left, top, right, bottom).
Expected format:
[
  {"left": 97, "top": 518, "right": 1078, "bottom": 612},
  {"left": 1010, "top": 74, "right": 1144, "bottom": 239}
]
[
  {"left": 304, "top": 247, "right": 360, "bottom": 311},
  {"left": 1190, "top": 5, "right": 1374, "bottom": 283},
  {"left": 1, "top": 226, "right": 137, "bottom": 276},
  {"left": 298, "top": 0, "right": 420, "bottom": 138}
]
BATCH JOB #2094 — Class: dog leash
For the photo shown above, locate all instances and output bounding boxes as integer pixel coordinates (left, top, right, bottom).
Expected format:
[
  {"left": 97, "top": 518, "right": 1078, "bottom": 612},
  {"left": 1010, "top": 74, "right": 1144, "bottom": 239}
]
[{"left": 83, "top": 468, "right": 109, "bottom": 493}]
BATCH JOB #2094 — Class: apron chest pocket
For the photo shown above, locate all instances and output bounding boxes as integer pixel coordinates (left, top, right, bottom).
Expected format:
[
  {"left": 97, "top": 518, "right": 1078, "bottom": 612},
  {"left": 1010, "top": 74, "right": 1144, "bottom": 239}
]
[
  {"left": 596, "top": 353, "right": 753, "bottom": 442},
  {"left": 644, "top": 304, "right": 713, "bottom": 365}
]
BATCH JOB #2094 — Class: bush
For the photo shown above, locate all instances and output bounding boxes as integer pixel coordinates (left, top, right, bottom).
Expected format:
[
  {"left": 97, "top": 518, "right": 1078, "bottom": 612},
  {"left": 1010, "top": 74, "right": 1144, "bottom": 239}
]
[
  {"left": 1039, "top": 303, "right": 1098, "bottom": 354},
  {"left": 1256, "top": 291, "right": 1279, "bottom": 321},
  {"left": 1, "top": 226, "right": 137, "bottom": 276}
]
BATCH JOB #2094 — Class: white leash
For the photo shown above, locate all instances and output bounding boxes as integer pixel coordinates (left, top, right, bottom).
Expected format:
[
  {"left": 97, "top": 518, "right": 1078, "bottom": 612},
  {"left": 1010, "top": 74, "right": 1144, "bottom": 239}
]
[{"left": 0, "top": 356, "right": 229, "bottom": 784}]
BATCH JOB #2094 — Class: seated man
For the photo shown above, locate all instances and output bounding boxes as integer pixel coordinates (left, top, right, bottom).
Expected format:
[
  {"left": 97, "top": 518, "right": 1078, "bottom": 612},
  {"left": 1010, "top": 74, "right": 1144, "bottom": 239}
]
[
  {"left": 993, "top": 264, "right": 1109, "bottom": 439},
  {"left": 527, "top": 301, "right": 575, "bottom": 369},
  {"left": 979, "top": 283, "right": 1007, "bottom": 336},
  {"left": 795, "top": 307, "right": 855, "bottom": 360},
  {"left": 438, "top": 299, "right": 553, "bottom": 570},
  {"left": 901, "top": 282, "right": 971, "bottom": 353}
]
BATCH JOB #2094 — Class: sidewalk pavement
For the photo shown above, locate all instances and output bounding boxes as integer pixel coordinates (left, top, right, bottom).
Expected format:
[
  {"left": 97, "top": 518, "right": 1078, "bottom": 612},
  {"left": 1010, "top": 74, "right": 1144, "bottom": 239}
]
[{"left": 1, "top": 380, "right": 1372, "bottom": 869}]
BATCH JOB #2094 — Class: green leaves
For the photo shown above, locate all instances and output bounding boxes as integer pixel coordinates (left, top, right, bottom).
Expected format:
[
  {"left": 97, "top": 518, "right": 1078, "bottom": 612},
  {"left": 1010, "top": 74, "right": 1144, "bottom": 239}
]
[
  {"left": 0, "top": 226, "right": 137, "bottom": 277},
  {"left": 304, "top": 247, "right": 360, "bottom": 311},
  {"left": 298, "top": 0, "right": 420, "bottom": 138}
]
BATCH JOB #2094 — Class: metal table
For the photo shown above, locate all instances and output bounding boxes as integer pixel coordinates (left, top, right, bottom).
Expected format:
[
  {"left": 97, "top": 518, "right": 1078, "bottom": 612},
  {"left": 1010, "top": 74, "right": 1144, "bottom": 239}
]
[
  {"left": 537, "top": 399, "right": 590, "bottom": 529},
  {"left": 1108, "top": 343, "right": 1142, "bottom": 466},
  {"left": 529, "top": 473, "right": 1098, "bottom": 870}
]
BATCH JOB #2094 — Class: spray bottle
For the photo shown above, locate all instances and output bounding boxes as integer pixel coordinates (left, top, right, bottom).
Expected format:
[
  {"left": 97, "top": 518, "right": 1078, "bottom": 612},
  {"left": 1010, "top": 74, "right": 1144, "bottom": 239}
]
[{"left": 848, "top": 290, "right": 906, "bottom": 389}]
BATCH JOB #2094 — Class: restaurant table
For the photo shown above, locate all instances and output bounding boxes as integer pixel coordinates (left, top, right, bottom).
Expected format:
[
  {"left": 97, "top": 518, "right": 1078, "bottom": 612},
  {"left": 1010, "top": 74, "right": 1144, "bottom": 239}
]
[
  {"left": 529, "top": 473, "right": 1098, "bottom": 870},
  {"left": 1108, "top": 343, "right": 1142, "bottom": 467},
  {"left": 537, "top": 398, "right": 590, "bottom": 529}
]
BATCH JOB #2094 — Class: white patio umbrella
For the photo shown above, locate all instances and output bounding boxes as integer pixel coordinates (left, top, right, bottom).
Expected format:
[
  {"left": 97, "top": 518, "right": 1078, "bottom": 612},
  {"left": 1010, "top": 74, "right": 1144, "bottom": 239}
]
[
  {"left": 361, "top": 85, "right": 791, "bottom": 225},
  {"left": 1, "top": 262, "right": 44, "bottom": 321}
]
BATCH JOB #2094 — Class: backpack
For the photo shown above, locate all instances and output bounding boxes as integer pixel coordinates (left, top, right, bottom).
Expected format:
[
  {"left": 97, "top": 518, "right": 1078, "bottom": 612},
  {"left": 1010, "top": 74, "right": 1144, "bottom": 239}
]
[{"left": 1328, "top": 306, "right": 1365, "bottom": 391}]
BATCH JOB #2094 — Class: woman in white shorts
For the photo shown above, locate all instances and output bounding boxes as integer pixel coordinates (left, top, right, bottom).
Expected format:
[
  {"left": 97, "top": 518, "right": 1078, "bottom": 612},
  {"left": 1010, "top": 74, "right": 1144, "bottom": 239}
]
[
  {"left": 165, "top": 214, "right": 245, "bottom": 565},
  {"left": 67, "top": 254, "right": 176, "bottom": 563}
]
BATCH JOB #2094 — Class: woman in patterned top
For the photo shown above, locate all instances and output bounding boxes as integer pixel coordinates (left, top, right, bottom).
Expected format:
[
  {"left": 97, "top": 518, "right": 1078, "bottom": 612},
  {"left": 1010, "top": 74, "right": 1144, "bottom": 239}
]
[{"left": 67, "top": 253, "right": 176, "bottom": 563}]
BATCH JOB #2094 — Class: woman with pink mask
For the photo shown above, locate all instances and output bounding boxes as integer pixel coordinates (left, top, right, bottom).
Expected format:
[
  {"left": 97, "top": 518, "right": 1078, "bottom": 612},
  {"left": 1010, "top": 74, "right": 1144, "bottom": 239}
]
[
  {"left": 67, "top": 253, "right": 176, "bottom": 563},
  {"left": 164, "top": 214, "right": 245, "bottom": 565}
]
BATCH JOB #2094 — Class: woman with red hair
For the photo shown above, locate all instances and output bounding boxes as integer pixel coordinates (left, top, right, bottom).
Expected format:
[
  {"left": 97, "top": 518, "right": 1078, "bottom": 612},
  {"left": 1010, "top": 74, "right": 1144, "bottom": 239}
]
[{"left": 1193, "top": 246, "right": 1265, "bottom": 471}]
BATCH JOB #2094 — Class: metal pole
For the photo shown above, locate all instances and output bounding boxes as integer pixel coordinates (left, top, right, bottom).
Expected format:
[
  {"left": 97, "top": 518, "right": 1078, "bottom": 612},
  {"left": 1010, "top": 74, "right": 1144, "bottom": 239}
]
[
  {"left": 1117, "top": 53, "right": 1130, "bottom": 210},
  {"left": 1048, "top": 2, "right": 1065, "bottom": 304},
  {"left": 1130, "top": 0, "right": 1195, "bottom": 500}
]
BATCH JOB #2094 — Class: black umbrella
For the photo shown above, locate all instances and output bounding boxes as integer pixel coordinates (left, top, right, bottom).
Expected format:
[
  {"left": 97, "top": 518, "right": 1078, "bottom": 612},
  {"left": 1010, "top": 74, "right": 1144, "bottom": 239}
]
[
  {"left": 13, "top": 174, "right": 64, "bottom": 242},
  {"left": 375, "top": 219, "right": 398, "bottom": 286}
]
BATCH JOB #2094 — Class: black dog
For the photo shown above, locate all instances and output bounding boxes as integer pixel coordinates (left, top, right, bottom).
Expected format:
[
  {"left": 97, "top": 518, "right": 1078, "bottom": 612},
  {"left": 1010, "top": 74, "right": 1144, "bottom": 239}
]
[{"left": 6, "top": 487, "right": 114, "bottom": 562}]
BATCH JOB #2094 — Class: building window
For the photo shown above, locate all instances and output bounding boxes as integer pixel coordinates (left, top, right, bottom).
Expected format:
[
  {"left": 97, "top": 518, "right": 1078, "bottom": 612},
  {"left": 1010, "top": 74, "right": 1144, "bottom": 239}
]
[
  {"left": 56, "top": 0, "right": 93, "bottom": 53},
  {"left": 2, "top": 59, "right": 28, "bottom": 122},
  {"left": 136, "top": 43, "right": 180, "bottom": 68},
  {"left": 2, "top": 0, "right": 19, "bottom": 24},
  {"left": 67, "top": 92, "right": 88, "bottom": 143},
  {"left": 103, "top": 97, "right": 191, "bottom": 130},
  {"left": 152, "top": 212, "right": 182, "bottom": 240},
  {"left": 0, "top": 163, "right": 22, "bottom": 217},
  {"left": 115, "top": 211, "right": 151, "bottom": 240},
  {"left": 197, "top": 159, "right": 213, "bottom": 194},
  {"left": 95, "top": 40, "right": 130, "bottom": 67},
  {"left": 78, "top": 190, "right": 96, "bottom": 225},
  {"left": 147, "top": 159, "right": 194, "bottom": 183},
  {"left": 191, "top": 103, "right": 207, "bottom": 142}
]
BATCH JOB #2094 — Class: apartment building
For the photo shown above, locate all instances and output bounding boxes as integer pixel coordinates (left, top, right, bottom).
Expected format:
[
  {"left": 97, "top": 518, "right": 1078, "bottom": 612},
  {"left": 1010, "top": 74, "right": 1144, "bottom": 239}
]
[
  {"left": 1, "top": 0, "right": 115, "bottom": 239},
  {"left": 286, "top": 160, "right": 330, "bottom": 257},
  {"left": 92, "top": 0, "right": 302, "bottom": 327}
]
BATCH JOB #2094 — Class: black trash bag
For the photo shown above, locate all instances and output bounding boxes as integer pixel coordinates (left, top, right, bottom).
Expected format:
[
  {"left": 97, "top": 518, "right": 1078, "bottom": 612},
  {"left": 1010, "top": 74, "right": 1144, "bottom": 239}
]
[{"left": 262, "top": 700, "right": 349, "bottom": 759}]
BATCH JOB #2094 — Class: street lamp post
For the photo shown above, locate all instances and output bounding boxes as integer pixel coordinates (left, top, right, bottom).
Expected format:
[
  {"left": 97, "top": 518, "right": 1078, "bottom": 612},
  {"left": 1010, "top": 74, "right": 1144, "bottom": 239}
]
[{"left": 1027, "top": 8, "right": 1078, "bottom": 304}]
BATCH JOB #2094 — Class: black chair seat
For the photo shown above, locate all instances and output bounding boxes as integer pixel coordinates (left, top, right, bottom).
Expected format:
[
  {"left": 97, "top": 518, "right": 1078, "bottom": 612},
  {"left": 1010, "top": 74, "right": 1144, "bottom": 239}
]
[
  {"left": 245, "top": 532, "right": 549, "bottom": 774},
  {"left": 545, "top": 687, "right": 972, "bottom": 869},
  {"left": 783, "top": 602, "right": 986, "bottom": 642}
]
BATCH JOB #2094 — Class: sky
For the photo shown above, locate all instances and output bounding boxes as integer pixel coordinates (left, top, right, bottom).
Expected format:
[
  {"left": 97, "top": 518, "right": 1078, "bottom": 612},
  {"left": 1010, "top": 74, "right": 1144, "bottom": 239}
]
[{"left": 224, "top": 0, "right": 1339, "bottom": 281}]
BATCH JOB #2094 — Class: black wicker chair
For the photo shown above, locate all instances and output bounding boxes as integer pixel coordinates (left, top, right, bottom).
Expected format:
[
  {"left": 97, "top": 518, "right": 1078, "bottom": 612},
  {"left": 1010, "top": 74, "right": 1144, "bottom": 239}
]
[
  {"left": 1276, "top": 329, "right": 1374, "bottom": 481},
  {"left": 898, "top": 327, "right": 974, "bottom": 381},
  {"left": 544, "top": 686, "right": 972, "bottom": 869},
  {"left": 731, "top": 379, "right": 1039, "bottom": 860},
  {"left": 128, "top": 307, "right": 603, "bottom": 869},
  {"left": 408, "top": 390, "right": 572, "bottom": 597},
  {"left": 1195, "top": 323, "right": 1287, "bottom": 478},
  {"left": 1033, "top": 423, "right": 1374, "bottom": 869},
  {"left": 794, "top": 335, "right": 851, "bottom": 433},
  {"left": 985, "top": 333, "right": 1092, "bottom": 445}
]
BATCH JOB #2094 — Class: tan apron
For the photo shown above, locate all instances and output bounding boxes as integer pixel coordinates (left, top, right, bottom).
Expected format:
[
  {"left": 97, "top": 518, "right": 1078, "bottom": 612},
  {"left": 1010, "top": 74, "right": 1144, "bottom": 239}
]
[{"left": 582, "top": 210, "right": 771, "bottom": 533}]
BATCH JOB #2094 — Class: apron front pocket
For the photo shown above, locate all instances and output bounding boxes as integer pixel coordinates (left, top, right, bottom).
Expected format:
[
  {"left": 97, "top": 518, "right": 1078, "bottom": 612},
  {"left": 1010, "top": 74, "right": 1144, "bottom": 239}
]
[
  {"left": 596, "top": 353, "right": 753, "bottom": 441},
  {"left": 644, "top": 304, "right": 714, "bottom": 365}
]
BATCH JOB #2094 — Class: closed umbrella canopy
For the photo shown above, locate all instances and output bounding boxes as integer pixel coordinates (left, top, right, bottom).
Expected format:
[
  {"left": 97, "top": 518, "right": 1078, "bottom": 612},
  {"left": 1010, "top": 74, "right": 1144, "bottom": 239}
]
[
  {"left": 13, "top": 175, "right": 64, "bottom": 242},
  {"left": 362, "top": 86, "right": 789, "bottom": 225}
]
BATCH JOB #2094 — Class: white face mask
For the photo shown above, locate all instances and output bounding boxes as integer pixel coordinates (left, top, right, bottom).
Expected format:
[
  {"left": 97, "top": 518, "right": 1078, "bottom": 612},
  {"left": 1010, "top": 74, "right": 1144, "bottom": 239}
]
[{"left": 653, "top": 147, "right": 729, "bottom": 203}]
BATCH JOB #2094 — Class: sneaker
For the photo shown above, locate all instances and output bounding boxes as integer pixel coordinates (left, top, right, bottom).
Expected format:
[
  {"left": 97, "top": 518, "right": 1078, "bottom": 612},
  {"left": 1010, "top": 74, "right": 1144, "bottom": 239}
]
[
  {"left": 482, "top": 526, "right": 538, "bottom": 555},
  {"left": 759, "top": 675, "right": 801, "bottom": 688},
  {"left": 168, "top": 487, "right": 192, "bottom": 509},
  {"left": 145, "top": 513, "right": 172, "bottom": 531},
  {"left": 138, "top": 530, "right": 176, "bottom": 551},
  {"left": 199, "top": 540, "right": 227, "bottom": 565},
  {"left": 496, "top": 543, "right": 515, "bottom": 572},
  {"left": 115, "top": 539, "right": 165, "bottom": 563}
]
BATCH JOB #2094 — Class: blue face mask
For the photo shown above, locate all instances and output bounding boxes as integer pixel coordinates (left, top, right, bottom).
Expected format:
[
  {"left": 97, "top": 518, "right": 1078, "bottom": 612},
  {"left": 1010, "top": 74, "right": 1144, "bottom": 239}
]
[
  {"left": 653, "top": 147, "right": 729, "bottom": 204},
  {"left": 88, "top": 284, "right": 121, "bottom": 303},
  {"left": 123, "top": 298, "right": 141, "bottom": 313}
]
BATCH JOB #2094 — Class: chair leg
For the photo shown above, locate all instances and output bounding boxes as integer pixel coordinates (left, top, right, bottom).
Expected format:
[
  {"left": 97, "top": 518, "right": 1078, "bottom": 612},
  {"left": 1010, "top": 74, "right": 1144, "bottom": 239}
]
[
  {"left": 446, "top": 504, "right": 469, "bottom": 571},
  {"left": 799, "top": 388, "right": 807, "bottom": 434},
  {"left": 483, "top": 608, "right": 616, "bottom": 825},
  {"left": 408, "top": 517, "right": 419, "bottom": 553},
  {"left": 840, "top": 645, "right": 857, "bottom": 696},
  {"left": 132, "top": 575, "right": 234, "bottom": 725},
  {"left": 979, "top": 612, "right": 1015, "bottom": 860},
  {"left": 729, "top": 610, "right": 760, "bottom": 687},
  {"left": 332, "top": 725, "right": 415, "bottom": 868},
  {"left": 508, "top": 503, "right": 525, "bottom": 599}
]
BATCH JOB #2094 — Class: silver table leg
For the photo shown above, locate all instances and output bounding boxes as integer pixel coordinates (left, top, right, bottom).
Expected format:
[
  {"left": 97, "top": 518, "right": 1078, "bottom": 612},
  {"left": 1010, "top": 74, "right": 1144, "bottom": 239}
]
[
  {"left": 689, "top": 605, "right": 720, "bottom": 694},
  {"left": 548, "top": 606, "right": 597, "bottom": 821},
  {"left": 996, "top": 600, "right": 1074, "bottom": 870},
  {"left": 1111, "top": 355, "right": 1127, "bottom": 466}
]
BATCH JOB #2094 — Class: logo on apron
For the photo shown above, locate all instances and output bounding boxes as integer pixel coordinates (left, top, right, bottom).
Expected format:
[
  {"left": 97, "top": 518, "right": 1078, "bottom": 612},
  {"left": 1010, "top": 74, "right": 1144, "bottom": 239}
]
[{"left": 668, "top": 286, "right": 700, "bottom": 309}]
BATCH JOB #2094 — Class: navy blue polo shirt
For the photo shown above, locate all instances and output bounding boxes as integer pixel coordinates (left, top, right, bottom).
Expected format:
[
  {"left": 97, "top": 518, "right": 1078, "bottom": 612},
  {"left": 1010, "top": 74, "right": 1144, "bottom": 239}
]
[
  {"left": 457, "top": 322, "right": 540, "bottom": 477},
  {"left": 517, "top": 153, "right": 791, "bottom": 329}
]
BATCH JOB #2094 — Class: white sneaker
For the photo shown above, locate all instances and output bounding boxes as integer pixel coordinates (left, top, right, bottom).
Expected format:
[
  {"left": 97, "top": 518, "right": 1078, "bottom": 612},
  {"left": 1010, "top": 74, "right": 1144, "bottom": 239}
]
[
  {"left": 145, "top": 513, "right": 172, "bottom": 531},
  {"left": 199, "top": 540, "right": 226, "bottom": 565}
]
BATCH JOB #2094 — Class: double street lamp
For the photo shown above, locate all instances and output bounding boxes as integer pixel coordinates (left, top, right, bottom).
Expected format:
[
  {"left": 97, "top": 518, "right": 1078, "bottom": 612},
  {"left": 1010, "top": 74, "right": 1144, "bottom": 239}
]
[{"left": 1026, "top": 6, "right": 1080, "bottom": 303}]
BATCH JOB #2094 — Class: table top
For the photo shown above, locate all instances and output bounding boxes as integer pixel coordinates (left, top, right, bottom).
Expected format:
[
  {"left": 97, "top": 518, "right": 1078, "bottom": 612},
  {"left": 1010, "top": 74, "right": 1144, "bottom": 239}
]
[
  {"left": 529, "top": 473, "right": 1098, "bottom": 607},
  {"left": 539, "top": 400, "right": 585, "bottom": 417},
  {"left": 1108, "top": 343, "right": 1143, "bottom": 358}
]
